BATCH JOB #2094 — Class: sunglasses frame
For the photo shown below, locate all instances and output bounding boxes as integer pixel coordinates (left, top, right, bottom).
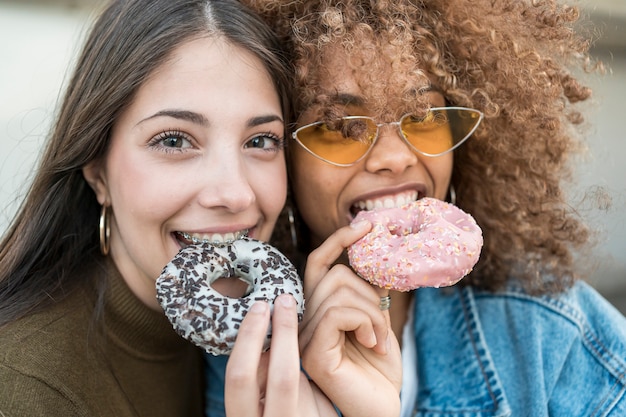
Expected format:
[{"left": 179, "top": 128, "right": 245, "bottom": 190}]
[{"left": 292, "top": 106, "right": 484, "bottom": 167}]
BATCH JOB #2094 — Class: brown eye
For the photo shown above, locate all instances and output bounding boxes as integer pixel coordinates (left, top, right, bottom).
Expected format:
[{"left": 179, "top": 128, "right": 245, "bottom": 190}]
[
  {"left": 151, "top": 130, "right": 193, "bottom": 150},
  {"left": 244, "top": 134, "right": 283, "bottom": 151}
]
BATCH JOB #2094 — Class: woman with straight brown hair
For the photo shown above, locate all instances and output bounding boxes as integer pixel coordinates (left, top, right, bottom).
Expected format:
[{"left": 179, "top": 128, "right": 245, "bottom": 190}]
[{"left": 0, "top": 0, "right": 309, "bottom": 414}]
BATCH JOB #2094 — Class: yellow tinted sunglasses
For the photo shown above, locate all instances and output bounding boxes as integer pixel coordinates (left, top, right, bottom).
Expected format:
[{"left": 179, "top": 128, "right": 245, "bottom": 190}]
[{"left": 292, "top": 107, "right": 483, "bottom": 167}]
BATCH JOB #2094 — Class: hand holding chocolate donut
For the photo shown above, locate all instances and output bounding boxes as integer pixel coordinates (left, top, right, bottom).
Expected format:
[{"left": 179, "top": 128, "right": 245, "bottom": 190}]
[
  {"left": 156, "top": 238, "right": 304, "bottom": 355},
  {"left": 348, "top": 198, "right": 483, "bottom": 291}
]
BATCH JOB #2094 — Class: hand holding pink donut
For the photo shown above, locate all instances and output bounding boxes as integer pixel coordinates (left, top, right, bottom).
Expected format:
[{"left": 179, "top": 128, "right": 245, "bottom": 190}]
[{"left": 348, "top": 198, "right": 483, "bottom": 291}]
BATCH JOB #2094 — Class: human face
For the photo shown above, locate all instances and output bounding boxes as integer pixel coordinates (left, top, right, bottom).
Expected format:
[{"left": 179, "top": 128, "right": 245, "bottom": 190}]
[
  {"left": 290, "top": 63, "right": 453, "bottom": 250},
  {"left": 83, "top": 37, "right": 287, "bottom": 308}
]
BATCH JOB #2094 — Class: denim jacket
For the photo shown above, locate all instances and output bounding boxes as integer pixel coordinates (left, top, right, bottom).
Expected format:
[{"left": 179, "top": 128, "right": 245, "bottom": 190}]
[{"left": 204, "top": 280, "right": 626, "bottom": 417}]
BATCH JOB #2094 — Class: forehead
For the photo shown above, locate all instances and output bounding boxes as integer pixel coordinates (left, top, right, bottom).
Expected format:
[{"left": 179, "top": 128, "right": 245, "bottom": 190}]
[
  {"left": 303, "top": 42, "right": 440, "bottom": 119},
  {"left": 115, "top": 36, "right": 281, "bottom": 130}
]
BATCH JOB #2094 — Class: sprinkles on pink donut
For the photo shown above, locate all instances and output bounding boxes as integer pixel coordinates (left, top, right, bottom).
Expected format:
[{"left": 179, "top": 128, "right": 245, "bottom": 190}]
[{"left": 348, "top": 198, "right": 483, "bottom": 291}]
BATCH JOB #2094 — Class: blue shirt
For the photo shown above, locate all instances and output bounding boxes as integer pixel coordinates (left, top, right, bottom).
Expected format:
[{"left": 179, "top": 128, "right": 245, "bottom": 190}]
[{"left": 204, "top": 280, "right": 626, "bottom": 416}]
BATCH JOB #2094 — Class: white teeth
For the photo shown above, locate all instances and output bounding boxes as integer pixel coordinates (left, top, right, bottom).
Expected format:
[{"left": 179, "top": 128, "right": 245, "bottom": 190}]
[
  {"left": 180, "top": 230, "right": 248, "bottom": 245},
  {"left": 355, "top": 191, "right": 418, "bottom": 212}
]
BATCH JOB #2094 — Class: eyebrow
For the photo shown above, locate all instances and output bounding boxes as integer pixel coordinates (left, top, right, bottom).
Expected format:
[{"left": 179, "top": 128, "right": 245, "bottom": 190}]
[
  {"left": 331, "top": 93, "right": 365, "bottom": 106},
  {"left": 138, "top": 110, "right": 283, "bottom": 128},
  {"left": 247, "top": 114, "right": 284, "bottom": 127},
  {"left": 139, "top": 109, "right": 209, "bottom": 126},
  {"left": 328, "top": 85, "right": 444, "bottom": 106}
]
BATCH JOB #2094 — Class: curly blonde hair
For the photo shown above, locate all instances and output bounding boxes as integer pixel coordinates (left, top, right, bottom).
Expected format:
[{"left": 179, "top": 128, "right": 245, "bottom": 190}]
[{"left": 245, "top": 0, "right": 604, "bottom": 294}]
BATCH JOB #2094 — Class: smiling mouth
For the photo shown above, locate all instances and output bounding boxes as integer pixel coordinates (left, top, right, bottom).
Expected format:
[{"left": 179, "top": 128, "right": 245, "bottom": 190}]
[
  {"left": 175, "top": 230, "right": 249, "bottom": 247},
  {"left": 350, "top": 190, "right": 420, "bottom": 217}
]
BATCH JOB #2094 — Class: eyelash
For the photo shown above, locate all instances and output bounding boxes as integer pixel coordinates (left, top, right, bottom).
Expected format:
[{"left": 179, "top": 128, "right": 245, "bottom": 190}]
[
  {"left": 246, "top": 131, "right": 286, "bottom": 152},
  {"left": 148, "top": 129, "right": 192, "bottom": 154},
  {"left": 147, "top": 130, "right": 286, "bottom": 154}
]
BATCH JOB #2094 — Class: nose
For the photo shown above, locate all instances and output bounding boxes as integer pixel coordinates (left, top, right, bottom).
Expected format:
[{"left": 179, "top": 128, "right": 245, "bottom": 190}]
[
  {"left": 364, "top": 124, "right": 419, "bottom": 174},
  {"left": 197, "top": 156, "right": 255, "bottom": 213}
]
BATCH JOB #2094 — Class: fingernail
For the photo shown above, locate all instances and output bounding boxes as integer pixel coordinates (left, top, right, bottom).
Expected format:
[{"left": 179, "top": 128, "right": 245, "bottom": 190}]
[
  {"left": 250, "top": 301, "right": 268, "bottom": 314},
  {"left": 350, "top": 220, "right": 370, "bottom": 229},
  {"left": 278, "top": 294, "right": 295, "bottom": 307}
]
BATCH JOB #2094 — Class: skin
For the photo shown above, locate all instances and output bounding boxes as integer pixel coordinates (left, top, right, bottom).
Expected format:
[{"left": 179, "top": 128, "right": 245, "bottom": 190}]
[
  {"left": 228, "top": 222, "right": 403, "bottom": 417},
  {"left": 83, "top": 35, "right": 404, "bottom": 416},
  {"left": 291, "top": 66, "right": 453, "bottom": 253},
  {"left": 287, "top": 60, "right": 455, "bottom": 413},
  {"left": 83, "top": 36, "right": 287, "bottom": 309},
  {"left": 222, "top": 55, "right": 407, "bottom": 416},
  {"left": 82, "top": 34, "right": 391, "bottom": 417},
  {"left": 225, "top": 59, "right": 424, "bottom": 413}
]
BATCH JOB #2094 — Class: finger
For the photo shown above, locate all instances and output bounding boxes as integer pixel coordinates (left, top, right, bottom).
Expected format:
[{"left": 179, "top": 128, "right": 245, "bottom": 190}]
[
  {"left": 303, "top": 264, "right": 380, "bottom": 316},
  {"left": 304, "top": 220, "right": 371, "bottom": 292},
  {"left": 263, "top": 294, "right": 301, "bottom": 415},
  {"left": 225, "top": 301, "right": 270, "bottom": 416},
  {"left": 300, "top": 266, "right": 389, "bottom": 353},
  {"left": 376, "top": 288, "right": 393, "bottom": 329},
  {"left": 300, "top": 283, "right": 383, "bottom": 345},
  {"left": 301, "top": 306, "right": 380, "bottom": 372}
]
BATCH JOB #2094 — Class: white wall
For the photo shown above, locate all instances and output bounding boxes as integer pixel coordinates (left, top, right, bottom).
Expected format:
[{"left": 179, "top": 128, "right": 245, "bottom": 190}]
[
  {"left": 0, "top": 2, "right": 93, "bottom": 225},
  {"left": 0, "top": 1, "right": 624, "bottom": 309},
  {"left": 575, "top": 49, "right": 626, "bottom": 297}
]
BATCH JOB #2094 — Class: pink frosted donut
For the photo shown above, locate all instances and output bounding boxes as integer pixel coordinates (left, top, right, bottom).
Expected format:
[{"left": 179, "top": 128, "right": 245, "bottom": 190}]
[{"left": 348, "top": 198, "right": 483, "bottom": 291}]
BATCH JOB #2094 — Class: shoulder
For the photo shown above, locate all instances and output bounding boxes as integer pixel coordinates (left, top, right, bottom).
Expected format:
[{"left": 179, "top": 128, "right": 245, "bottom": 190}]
[
  {"left": 471, "top": 281, "right": 626, "bottom": 415},
  {"left": 413, "top": 281, "right": 626, "bottom": 415},
  {"left": 0, "top": 365, "right": 84, "bottom": 416},
  {"left": 0, "top": 289, "right": 94, "bottom": 414},
  {"left": 472, "top": 280, "right": 626, "bottom": 358},
  {"left": 1, "top": 287, "right": 93, "bottom": 358}
]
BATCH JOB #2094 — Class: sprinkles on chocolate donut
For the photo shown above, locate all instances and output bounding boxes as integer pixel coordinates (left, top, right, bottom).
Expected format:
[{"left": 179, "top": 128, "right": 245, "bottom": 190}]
[{"left": 156, "top": 237, "right": 304, "bottom": 355}]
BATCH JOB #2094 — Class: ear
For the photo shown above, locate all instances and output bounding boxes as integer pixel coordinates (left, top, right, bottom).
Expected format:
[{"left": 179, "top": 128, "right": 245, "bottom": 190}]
[{"left": 82, "top": 160, "right": 109, "bottom": 205}]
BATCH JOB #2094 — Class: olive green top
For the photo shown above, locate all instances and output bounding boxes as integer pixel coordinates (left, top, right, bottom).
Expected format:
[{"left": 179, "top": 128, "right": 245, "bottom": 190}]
[{"left": 0, "top": 263, "right": 204, "bottom": 416}]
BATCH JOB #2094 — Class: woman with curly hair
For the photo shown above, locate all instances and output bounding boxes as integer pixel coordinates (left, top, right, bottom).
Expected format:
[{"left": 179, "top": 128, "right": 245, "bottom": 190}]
[{"left": 202, "top": 0, "right": 626, "bottom": 415}]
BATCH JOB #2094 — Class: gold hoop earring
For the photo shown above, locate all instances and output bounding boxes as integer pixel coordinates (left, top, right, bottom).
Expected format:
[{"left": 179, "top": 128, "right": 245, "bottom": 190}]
[
  {"left": 99, "top": 205, "right": 110, "bottom": 256},
  {"left": 448, "top": 184, "right": 457, "bottom": 206},
  {"left": 287, "top": 206, "right": 298, "bottom": 249}
]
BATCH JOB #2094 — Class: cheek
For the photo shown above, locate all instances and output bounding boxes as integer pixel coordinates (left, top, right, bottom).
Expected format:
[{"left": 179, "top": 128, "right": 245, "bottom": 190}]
[
  {"left": 422, "top": 154, "right": 453, "bottom": 200},
  {"left": 253, "top": 162, "right": 288, "bottom": 222},
  {"left": 290, "top": 157, "right": 343, "bottom": 240},
  {"left": 106, "top": 150, "right": 181, "bottom": 225},
  {"left": 290, "top": 147, "right": 337, "bottom": 202},
  {"left": 291, "top": 155, "right": 321, "bottom": 212}
]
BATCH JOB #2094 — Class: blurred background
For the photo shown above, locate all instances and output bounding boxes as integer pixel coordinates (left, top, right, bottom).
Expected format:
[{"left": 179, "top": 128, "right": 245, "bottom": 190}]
[{"left": 0, "top": 0, "right": 624, "bottom": 313}]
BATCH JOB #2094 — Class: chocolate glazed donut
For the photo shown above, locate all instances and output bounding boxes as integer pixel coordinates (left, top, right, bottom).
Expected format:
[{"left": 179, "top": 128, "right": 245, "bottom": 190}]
[{"left": 156, "top": 237, "right": 304, "bottom": 355}]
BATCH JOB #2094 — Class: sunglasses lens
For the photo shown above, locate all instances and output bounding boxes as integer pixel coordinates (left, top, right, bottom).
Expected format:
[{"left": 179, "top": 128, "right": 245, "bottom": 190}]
[
  {"left": 400, "top": 108, "right": 482, "bottom": 155},
  {"left": 295, "top": 117, "right": 377, "bottom": 165}
]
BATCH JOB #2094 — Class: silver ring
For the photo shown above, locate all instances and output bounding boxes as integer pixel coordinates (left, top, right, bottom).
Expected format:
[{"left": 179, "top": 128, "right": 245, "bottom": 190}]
[{"left": 379, "top": 295, "right": 391, "bottom": 311}]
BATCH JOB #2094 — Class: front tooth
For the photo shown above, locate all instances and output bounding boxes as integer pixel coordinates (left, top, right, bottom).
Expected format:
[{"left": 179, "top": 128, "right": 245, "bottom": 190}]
[{"left": 384, "top": 198, "right": 395, "bottom": 208}]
